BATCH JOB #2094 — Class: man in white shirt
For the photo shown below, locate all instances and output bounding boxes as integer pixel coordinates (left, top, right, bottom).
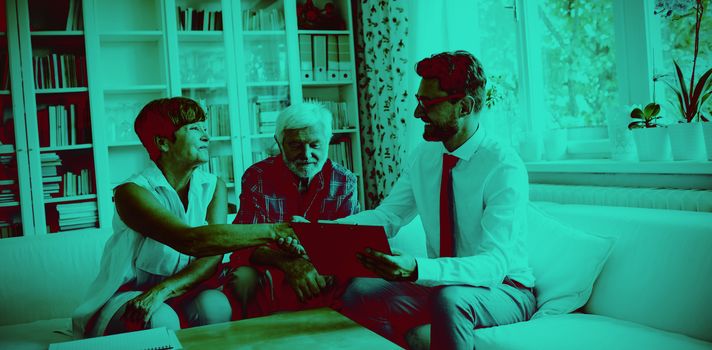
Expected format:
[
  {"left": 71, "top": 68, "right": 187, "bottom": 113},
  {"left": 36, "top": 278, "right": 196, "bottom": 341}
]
[{"left": 337, "top": 51, "right": 536, "bottom": 350}]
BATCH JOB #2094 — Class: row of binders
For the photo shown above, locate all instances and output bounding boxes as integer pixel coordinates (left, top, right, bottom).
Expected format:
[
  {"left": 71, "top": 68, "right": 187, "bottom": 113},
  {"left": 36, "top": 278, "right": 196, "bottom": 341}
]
[
  {"left": 299, "top": 34, "right": 352, "bottom": 82},
  {"left": 177, "top": 6, "right": 223, "bottom": 31},
  {"left": 33, "top": 54, "right": 87, "bottom": 90}
]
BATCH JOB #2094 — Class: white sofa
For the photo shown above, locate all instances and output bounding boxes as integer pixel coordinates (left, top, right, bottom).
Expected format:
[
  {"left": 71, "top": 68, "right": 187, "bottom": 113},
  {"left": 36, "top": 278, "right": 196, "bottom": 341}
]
[{"left": 1, "top": 203, "right": 711, "bottom": 350}]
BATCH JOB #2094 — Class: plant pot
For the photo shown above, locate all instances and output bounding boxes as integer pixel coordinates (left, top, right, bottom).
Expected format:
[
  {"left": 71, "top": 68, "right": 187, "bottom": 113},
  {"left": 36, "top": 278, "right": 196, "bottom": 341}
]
[
  {"left": 518, "top": 133, "right": 543, "bottom": 162},
  {"left": 668, "top": 123, "right": 707, "bottom": 161},
  {"left": 701, "top": 122, "right": 712, "bottom": 161},
  {"left": 606, "top": 106, "right": 637, "bottom": 161},
  {"left": 543, "top": 129, "right": 568, "bottom": 161},
  {"left": 631, "top": 127, "right": 672, "bottom": 161}
]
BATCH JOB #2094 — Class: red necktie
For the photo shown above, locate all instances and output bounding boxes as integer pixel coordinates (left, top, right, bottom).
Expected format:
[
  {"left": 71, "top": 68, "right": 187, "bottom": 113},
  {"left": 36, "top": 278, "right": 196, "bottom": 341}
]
[{"left": 440, "top": 154, "right": 459, "bottom": 257}]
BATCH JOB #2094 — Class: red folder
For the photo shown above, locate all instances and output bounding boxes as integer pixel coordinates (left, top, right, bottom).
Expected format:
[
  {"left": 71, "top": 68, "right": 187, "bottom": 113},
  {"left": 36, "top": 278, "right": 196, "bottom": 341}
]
[{"left": 292, "top": 222, "right": 392, "bottom": 278}]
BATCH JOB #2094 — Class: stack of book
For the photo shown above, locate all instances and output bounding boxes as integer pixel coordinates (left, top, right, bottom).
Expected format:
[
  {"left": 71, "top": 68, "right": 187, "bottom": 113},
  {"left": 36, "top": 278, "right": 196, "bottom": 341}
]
[
  {"left": 242, "top": 8, "right": 285, "bottom": 30},
  {"left": 33, "top": 53, "right": 87, "bottom": 89},
  {"left": 0, "top": 179, "right": 16, "bottom": 204},
  {"left": 62, "top": 169, "right": 93, "bottom": 197},
  {"left": 328, "top": 136, "right": 353, "bottom": 172},
  {"left": 206, "top": 104, "right": 229, "bottom": 137},
  {"left": 304, "top": 98, "right": 350, "bottom": 129},
  {"left": 251, "top": 96, "right": 288, "bottom": 134},
  {"left": 0, "top": 143, "right": 14, "bottom": 154},
  {"left": 41, "top": 153, "right": 62, "bottom": 199},
  {"left": 56, "top": 201, "right": 97, "bottom": 231},
  {"left": 177, "top": 6, "right": 223, "bottom": 31}
]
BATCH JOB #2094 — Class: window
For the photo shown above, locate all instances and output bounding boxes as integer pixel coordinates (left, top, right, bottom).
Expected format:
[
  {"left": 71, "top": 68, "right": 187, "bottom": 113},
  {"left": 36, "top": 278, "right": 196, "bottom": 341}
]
[
  {"left": 656, "top": 0, "right": 712, "bottom": 123},
  {"left": 536, "top": 0, "right": 618, "bottom": 128}
]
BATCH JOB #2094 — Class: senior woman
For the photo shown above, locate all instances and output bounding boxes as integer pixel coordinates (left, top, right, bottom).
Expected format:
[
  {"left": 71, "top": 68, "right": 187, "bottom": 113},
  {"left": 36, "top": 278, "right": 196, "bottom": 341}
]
[{"left": 72, "top": 97, "right": 297, "bottom": 338}]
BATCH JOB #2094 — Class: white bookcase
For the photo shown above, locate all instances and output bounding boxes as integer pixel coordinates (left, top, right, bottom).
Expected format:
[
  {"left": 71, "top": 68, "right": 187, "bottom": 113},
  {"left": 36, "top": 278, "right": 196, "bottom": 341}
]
[
  {"left": 0, "top": 0, "right": 364, "bottom": 239},
  {"left": 1, "top": 0, "right": 103, "bottom": 238}
]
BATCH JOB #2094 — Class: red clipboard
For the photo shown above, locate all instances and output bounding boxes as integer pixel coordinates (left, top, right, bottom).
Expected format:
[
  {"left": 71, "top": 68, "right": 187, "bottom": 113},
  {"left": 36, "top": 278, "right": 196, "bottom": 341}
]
[{"left": 292, "top": 222, "right": 392, "bottom": 278}]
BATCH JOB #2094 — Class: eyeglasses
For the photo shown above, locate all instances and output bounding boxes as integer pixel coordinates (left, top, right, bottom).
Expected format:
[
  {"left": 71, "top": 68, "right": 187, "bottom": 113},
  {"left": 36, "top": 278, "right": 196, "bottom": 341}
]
[{"left": 416, "top": 93, "right": 466, "bottom": 111}]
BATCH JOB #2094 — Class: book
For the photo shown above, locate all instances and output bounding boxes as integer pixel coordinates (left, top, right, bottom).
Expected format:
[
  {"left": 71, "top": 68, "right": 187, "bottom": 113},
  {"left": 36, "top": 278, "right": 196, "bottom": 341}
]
[{"left": 48, "top": 327, "right": 182, "bottom": 350}]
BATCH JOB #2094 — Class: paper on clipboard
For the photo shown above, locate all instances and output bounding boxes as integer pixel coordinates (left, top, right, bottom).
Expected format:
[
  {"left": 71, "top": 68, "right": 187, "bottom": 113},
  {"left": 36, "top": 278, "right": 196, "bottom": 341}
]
[{"left": 292, "top": 222, "right": 392, "bottom": 278}]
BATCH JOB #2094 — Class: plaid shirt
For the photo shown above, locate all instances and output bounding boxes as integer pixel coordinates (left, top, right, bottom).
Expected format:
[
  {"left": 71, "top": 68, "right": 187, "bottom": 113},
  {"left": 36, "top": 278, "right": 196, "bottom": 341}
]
[{"left": 234, "top": 156, "right": 360, "bottom": 224}]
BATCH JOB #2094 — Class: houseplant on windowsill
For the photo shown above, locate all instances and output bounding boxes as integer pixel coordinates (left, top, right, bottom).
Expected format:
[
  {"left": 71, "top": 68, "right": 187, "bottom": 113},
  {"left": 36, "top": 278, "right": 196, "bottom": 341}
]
[
  {"left": 656, "top": 0, "right": 712, "bottom": 160},
  {"left": 628, "top": 103, "right": 673, "bottom": 161}
]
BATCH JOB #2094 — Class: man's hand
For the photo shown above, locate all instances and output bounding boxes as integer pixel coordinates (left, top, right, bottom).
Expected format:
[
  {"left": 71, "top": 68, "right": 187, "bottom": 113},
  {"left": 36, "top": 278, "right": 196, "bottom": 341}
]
[
  {"left": 276, "top": 236, "right": 307, "bottom": 257},
  {"left": 283, "top": 258, "right": 333, "bottom": 302},
  {"left": 120, "top": 287, "right": 170, "bottom": 327},
  {"left": 357, "top": 248, "right": 418, "bottom": 281}
]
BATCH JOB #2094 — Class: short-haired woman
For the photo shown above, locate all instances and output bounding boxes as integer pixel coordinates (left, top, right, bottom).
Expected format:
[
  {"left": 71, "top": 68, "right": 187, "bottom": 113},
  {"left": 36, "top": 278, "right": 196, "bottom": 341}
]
[{"left": 72, "top": 97, "right": 297, "bottom": 338}]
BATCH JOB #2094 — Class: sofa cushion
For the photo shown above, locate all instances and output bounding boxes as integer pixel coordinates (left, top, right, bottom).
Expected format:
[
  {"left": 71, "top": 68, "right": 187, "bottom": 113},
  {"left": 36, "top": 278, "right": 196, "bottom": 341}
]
[
  {"left": 527, "top": 203, "right": 615, "bottom": 319},
  {"left": 474, "top": 313, "right": 712, "bottom": 350},
  {"left": 538, "top": 203, "right": 712, "bottom": 343},
  {"left": 0, "top": 230, "right": 109, "bottom": 325},
  {"left": 0, "top": 318, "right": 72, "bottom": 350}
]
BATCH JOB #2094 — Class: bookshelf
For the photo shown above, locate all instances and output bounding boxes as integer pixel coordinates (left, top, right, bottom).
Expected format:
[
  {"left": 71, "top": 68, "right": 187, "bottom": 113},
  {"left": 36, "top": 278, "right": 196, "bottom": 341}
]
[
  {"left": 0, "top": 0, "right": 364, "bottom": 239},
  {"left": 0, "top": 0, "right": 102, "bottom": 238}
]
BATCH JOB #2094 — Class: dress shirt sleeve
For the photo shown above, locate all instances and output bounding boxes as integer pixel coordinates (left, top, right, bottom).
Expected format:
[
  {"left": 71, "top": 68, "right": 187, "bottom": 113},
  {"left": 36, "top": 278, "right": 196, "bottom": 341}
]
[
  {"left": 415, "top": 162, "right": 529, "bottom": 287},
  {"left": 234, "top": 170, "right": 267, "bottom": 224},
  {"left": 335, "top": 167, "right": 418, "bottom": 238}
]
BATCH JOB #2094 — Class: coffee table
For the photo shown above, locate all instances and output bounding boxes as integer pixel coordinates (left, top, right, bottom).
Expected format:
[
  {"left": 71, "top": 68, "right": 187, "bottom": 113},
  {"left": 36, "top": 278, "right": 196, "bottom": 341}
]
[{"left": 176, "top": 307, "right": 402, "bottom": 349}]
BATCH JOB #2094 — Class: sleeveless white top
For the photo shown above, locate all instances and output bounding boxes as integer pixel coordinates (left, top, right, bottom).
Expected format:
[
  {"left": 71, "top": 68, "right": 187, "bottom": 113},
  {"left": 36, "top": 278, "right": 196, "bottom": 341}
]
[{"left": 72, "top": 163, "right": 217, "bottom": 338}]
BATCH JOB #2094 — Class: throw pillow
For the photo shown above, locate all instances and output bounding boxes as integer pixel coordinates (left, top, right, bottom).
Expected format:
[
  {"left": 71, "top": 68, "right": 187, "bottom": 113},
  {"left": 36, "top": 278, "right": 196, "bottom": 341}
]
[{"left": 527, "top": 203, "right": 616, "bottom": 319}]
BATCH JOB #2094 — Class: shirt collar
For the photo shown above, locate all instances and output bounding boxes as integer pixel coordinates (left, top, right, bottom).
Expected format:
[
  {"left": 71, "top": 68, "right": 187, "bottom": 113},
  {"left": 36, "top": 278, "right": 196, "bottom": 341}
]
[
  {"left": 141, "top": 161, "right": 211, "bottom": 192},
  {"left": 441, "top": 123, "right": 486, "bottom": 161}
]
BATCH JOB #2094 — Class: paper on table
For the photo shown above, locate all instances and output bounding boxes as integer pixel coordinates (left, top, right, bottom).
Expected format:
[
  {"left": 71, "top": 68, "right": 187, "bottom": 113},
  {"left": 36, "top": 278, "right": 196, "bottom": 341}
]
[{"left": 49, "top": 327, "right": 183, "bottom": 350}]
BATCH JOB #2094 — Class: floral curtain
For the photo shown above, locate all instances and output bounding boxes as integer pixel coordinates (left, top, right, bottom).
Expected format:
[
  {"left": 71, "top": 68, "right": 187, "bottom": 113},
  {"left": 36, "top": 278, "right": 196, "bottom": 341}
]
[{"left": 352, "top": 0, "right": 409, "bottom": 209}]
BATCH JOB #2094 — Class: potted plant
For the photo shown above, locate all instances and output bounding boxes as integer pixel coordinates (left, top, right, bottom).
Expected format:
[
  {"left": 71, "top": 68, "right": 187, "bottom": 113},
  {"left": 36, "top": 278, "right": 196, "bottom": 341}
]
[
  {"left": 628, "top": 103, "right": 673, "bottom": 161},
  {"left": 656, "top": 0, "right": 711, "bottom": 160}
]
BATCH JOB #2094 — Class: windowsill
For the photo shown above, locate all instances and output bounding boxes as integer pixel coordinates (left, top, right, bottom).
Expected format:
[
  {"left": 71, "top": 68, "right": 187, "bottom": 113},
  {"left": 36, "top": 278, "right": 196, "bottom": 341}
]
[{"left": 525, "top": 159, "right": 712, "bottom": 175}]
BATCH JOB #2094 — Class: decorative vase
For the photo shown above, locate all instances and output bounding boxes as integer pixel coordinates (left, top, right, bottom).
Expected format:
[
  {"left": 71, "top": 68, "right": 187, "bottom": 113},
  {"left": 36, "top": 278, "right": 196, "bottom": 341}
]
[
  {"left": 631, "top": 127, "right": 672, "bottom": 161},
  {"left": 543, "top": 129, "right": 567, "bottom": 161},
  {"left": 668, "top": 123, "right": 707, "bottom": 161},
  {"left": 518, "top": 133, "right": 543, "bottom": 162},
  {"left": 606, "top": 106, "right": 637, "bottom": 161},
  {"left": 701, "top": 122, "right": 712, "bottom": 161}
]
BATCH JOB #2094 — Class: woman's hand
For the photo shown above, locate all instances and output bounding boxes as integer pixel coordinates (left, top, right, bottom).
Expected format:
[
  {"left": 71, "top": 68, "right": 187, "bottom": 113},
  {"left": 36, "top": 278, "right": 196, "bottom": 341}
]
[
  {"left": 270, "top": 222, "right": 306, "bottom": 256},
  {"left": 120, "top": 287, "right": 171, "bottom": 327}
]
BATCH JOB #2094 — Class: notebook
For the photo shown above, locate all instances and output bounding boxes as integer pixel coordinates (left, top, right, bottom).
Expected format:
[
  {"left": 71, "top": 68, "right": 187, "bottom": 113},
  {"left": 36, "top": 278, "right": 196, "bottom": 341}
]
[
  {"left": 48, "top": 327, "right": 182, "bottom": 350},
  {"left": 291, "top": 222, "right": 392, "bottom": 278}
]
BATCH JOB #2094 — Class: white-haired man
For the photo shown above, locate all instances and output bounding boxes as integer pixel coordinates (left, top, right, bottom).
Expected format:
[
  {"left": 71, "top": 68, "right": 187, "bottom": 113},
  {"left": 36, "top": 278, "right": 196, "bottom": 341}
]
[{"left": 225, "top": 102, "right": 359, "bottom": 319}]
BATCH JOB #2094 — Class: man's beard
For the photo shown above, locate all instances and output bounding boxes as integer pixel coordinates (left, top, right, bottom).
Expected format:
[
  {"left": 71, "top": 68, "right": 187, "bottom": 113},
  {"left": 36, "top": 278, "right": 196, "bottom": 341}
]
[
  {"left": 422, "top": 122, "right": 458, "bottom": 142},
  {"left": 285, "top": 157, "right": 326, "bottom": 179}
]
